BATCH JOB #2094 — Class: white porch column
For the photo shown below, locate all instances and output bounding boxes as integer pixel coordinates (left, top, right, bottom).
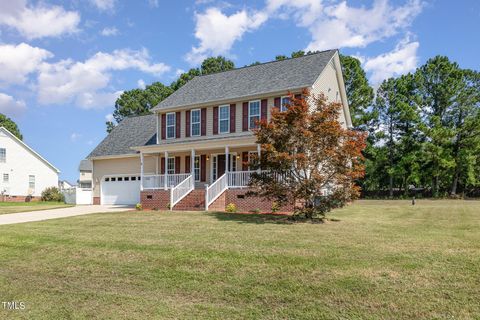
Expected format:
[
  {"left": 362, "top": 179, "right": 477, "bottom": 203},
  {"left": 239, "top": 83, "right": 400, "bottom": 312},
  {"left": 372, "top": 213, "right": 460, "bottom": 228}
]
[
  {"left": 257, "top": 144, "right": 261, "bottom": 173},
  {"left": 140, "top": 152, "right": 144, "bottom": 191},
  {"left": 225, "top": 145, "right": 229, "bottom": 173},
  {"left": 164, "top": 151, "right": 168, "bottom": 190},
  {"left": 155, "top": 155, "right": 159, "bottom": 174}
]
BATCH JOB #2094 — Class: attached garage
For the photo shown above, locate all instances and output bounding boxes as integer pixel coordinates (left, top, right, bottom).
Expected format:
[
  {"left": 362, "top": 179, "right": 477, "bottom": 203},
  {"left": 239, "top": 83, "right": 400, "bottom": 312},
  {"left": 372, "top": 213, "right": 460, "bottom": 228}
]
[{"left": 101, "top": 175, "right": 141, "bottom": 205}]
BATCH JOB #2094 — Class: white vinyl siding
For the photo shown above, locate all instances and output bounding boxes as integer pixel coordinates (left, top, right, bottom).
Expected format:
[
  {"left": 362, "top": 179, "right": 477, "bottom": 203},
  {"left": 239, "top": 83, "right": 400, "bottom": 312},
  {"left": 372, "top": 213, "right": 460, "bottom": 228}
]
[
  {"left": 219, "top": 105, "right": 230, "bottom": 134},
  {"left": 166, "top": 113, "right": 176, "bottom": 139},
  {"left": 248, "top": 100, "right": 260, "bottom": 129},
  {"left": 191, "top": 109, "right": 201, "bottom": 136}
]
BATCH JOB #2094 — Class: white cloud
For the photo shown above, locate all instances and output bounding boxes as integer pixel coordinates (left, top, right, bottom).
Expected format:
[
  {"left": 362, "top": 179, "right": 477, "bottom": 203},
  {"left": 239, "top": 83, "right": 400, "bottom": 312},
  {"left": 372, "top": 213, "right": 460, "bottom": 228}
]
[
  {"left": 363, "top": 39, "right": 419, "bottom": 84},
  {"left": 265, "top": 0, "right": 424, "bottom": 51},
  {"left": 70, "top": 132, "right": 82, "bottom": 142},
  {"left": 0, "top": 0, "right": 80, "bottom": 39},
  {"left": 186, "top": 7, "right": 268, "bottom": 64},
  {"left": 89, "top": 0, "right": 116, "bottom": 11},
  {"left": 0, "top": 43, "right": 53, "bottom": 86},
  {"left": 37, "top": 48, "right": 170, "bottom": 109},
  {"left": 0, "top": 93, "right": 27, "bottom": 118},
  {"left": 100, "top": 26, "right": 118, "bottom": 36},
  {"left": 147, "top": 0, "right": 159, "bottom": 8},
  {"left": 306, "top": 0, "right": 423, "bottom": 51},
  {"left": 137, "top": 79, "right": 146, "bottom": 89},
  {"left": 105, "top": 113, "right": 115, "bottom": 122}
]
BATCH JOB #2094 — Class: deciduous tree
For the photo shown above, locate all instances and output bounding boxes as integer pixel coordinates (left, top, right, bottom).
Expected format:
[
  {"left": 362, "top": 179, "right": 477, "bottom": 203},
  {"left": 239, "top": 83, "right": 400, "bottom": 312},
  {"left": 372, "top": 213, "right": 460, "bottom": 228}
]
[
  {"left": 0, "top": 114, "right": 22, "bottom": 140},
  {"left": 249, "top": 91, "right": 367, "bottom": 219}
]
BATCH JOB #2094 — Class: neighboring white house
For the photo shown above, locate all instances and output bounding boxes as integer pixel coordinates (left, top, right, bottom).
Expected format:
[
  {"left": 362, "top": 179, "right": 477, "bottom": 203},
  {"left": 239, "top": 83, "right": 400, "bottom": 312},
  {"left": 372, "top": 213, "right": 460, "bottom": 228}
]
[
  {"left": 0, "top": 127, "right": 59, "bottom": 200},
  {"left": 78, "top": 159, "right": 92, "bottom": 188},
  {"left": 59, "top": 180, "right": 75, "bottom": 190}
]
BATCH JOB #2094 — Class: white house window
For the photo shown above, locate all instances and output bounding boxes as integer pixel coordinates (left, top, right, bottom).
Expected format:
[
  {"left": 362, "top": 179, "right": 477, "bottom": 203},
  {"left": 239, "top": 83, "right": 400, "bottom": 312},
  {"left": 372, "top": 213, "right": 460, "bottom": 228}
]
[
  {"left": 281, "top": 96, "right": 290, "bottom": 112},
  {"left": 0, "top": 148, "right": 5, "bottom": 163},
  {"left": 167, "top": 157, "right": 175, "bottom": 174},
  {"left": 194, "top": 156, "right": 200, "bottom": 181},
  {"left": 191, "top": 109, "right": 201, "bottom": 136},
  {"left": 166, "top": 113, "right": 176, "bottom": 139},
  {"left": 3, "top": 173, "right": 8, "bottom": 183},
  {"left": 219, "top": 105, "right": 230, "bottom": 133},
  {"left": 29, "top": 175, "right": 35, "bottom": 190},
  {"left": 248, "top": 100, "right": 260, "bottom": 129}
]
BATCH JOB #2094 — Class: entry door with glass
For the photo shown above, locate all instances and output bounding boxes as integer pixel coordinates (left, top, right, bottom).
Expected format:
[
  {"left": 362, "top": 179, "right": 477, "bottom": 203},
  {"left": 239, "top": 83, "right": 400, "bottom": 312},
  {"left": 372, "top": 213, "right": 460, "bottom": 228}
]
[{"left": 212, "top": 153, "right": 236, "bottom": 182}]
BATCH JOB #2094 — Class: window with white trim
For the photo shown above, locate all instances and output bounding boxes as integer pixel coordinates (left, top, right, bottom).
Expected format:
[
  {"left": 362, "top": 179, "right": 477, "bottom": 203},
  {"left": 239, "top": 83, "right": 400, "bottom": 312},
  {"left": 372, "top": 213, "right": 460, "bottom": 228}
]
[
  {"left": 194, "top": 156, "right": 200, "bottom": 181},
  {"left": 280, "top": 96, "right": 290, "bottom": 112},
  {"left": 248, "top": 100, "right": 260, "bottom": 129},
  {"left": 191, "top": 109, "right": 201, "bottom": 136},
  {"left": 3, "top": 173, "right": 8, "bottom": 183},
  {"left": 29, "top": 175, "right": 35, "bottom": 190},
  {"left": 219, "top": 105, "right": 230, "bottom": 133},
  {"left": 0, "top": 148, "right": 5, "bottom": 163},
  {"left": 166, "top": 113, "right": 176, "bottom": 139},
  {"left": 167, "top": 157, "right": 175, "bottom": 174}
]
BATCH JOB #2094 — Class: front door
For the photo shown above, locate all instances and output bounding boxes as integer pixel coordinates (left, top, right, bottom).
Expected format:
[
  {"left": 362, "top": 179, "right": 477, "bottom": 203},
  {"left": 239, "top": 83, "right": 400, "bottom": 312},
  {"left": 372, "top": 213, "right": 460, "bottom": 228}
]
[
  {"left": 212, "top": 153, "right": 237, "bottom": 182},
  {"left": 217, "top": 154, "right": 226, "bottom": 178}
]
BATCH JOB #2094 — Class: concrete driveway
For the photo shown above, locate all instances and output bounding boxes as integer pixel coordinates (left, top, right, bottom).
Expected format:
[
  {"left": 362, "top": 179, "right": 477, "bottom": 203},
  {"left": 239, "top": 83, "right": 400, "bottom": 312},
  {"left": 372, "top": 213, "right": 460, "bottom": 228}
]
[{"left": 0, "top": 205, "right": 133, "bottom": 225}]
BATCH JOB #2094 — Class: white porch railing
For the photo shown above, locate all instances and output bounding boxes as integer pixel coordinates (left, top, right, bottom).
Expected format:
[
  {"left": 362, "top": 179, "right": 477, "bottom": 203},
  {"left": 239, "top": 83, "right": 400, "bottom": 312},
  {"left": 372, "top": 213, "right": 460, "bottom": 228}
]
[
  {"left": 205, "top": 173, "right": 228, "bottom": 209},
  {"left": 170, "top": 175, "right": 194, "bottom": 209},
  {"left": 143, "top": 175, "right": 164, "bottom": 189},
  {"left": 227, "top": 171, "right": 255, "bottom": 188},
  {"left": 142, "top": 173, "right": 191, "bottom": 190}
]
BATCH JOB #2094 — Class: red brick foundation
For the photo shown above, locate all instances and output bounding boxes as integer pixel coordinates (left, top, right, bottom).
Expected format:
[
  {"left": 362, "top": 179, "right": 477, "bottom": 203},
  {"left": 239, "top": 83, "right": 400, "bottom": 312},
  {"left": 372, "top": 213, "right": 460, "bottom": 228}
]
[
  {"left": 173, "top": 190, "right": 205, "bottom": 211},
  {"left": 93, "top": 197, "right": 100, "bottom": 205},
  {"left": 209, "top": 191, "right": 226, "bottom": 211},
  {"left": 0, "top": 195, "right": 40, "bottom": 202},
  {"left": 222, "top": 189, "right": 294, "bottom": 213},
  {"left": 141, "top": 190, "right": 170, "bottom": 210}
]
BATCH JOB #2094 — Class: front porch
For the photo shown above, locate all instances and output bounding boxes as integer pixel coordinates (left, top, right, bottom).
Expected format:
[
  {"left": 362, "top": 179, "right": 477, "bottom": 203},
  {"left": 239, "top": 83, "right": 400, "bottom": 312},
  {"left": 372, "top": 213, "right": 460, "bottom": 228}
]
[{"left": 139, "top": 143, "right": 262, "bottom": 210}]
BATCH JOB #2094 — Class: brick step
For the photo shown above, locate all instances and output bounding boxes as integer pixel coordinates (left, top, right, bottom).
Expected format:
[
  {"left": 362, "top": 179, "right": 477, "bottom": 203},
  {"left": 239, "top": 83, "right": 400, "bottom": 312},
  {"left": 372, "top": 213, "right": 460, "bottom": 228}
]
[{"left": 173, "top": 190, "right": 206, "bottom": 211}]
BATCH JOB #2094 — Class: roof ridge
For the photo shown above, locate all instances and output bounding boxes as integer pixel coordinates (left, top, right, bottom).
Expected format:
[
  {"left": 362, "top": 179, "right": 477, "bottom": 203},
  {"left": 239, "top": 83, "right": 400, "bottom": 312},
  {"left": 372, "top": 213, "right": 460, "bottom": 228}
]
[{"left": 194, "top": 49, "right": 338, "bottom": 78}]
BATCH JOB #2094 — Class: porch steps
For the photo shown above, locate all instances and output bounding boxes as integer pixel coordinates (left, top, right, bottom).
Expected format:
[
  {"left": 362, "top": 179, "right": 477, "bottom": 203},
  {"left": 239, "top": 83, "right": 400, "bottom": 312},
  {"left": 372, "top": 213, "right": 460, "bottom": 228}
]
[{"left": 172, "top": 189, "right": 206, "bottom": 211}]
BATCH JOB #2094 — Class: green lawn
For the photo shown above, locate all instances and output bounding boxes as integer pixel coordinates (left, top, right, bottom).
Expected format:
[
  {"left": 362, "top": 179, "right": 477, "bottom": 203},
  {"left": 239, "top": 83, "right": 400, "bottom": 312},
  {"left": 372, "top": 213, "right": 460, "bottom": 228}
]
[
  {"left": 0, "top": 201, "right": 72, "bottom": 215},
  {"left": 0, "top": 200, "right": 479, "bottom": 319}
]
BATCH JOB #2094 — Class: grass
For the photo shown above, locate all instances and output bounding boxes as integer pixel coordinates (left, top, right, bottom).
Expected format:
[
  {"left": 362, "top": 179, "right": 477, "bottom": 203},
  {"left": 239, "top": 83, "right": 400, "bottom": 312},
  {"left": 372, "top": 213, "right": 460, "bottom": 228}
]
[
  {"left": 0, "top": 200, "right": 479, "bottom": 319},
  {"left": 0, "top": 201, "right": 72, "bottom": 215}
]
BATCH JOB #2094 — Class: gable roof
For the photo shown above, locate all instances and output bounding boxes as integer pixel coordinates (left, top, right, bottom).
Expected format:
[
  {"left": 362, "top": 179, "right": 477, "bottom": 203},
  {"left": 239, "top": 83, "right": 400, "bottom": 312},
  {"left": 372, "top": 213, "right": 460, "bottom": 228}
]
[
  {"left": 153, "top": 49, "right": 337, "bottom": 110},
  {"left": 78, "top": 159, "right": 92, "bottom": 171},
  {"left": 0, "top": 127, "right": 60, "bottom": 173},
  {"left": 87, "top": 114, "right": 157, "bottom": 159}
]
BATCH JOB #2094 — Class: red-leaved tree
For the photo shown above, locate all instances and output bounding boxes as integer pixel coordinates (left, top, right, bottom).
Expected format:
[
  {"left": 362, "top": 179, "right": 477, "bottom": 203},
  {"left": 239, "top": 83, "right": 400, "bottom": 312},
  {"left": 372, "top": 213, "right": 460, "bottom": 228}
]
[{"left": 249, "top": 90, "right": 367, "bottom": 219}]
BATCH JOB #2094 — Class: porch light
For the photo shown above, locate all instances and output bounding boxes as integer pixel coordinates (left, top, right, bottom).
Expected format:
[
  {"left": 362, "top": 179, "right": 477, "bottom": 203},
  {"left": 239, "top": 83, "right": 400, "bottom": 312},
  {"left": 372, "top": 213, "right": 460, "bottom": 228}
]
[
  {"left": 206, "top": 156, "right": 210, "bottom": 161},
  {"left": 236, "top": 155, "right": 240, "bottom": 160}
]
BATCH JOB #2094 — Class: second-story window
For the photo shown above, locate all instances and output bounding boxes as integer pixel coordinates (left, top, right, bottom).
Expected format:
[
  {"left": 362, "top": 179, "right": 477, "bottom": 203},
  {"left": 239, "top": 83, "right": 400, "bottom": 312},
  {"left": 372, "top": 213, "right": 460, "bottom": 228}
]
[
  {"left": 0, "top": 148, "right": 6, "bottom": 163},
  {"left": 219, "top": 105, "right": 230, "bottom": 134},
  {"left": 281, "top": 96, "right": 291, "bottom": 112},
  {"left": 166, "top": 113, "right": 176, "bottom": 139},
  {"left": 191, "top": 109, "right": 201, "bottom": 136},
  {"left": 248, "top": 100, "right": 260, "bottom": 129}
]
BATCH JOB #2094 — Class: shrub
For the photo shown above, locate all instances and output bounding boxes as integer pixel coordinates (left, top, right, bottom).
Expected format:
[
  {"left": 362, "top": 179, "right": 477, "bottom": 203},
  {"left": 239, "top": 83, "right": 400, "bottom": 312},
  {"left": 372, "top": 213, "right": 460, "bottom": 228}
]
[
  {"left": 225, "top": 203, "right": 237, "bottom": 213},
  {"left": 135, "top": 203, "right": 142, "bottom": 211},
  {"left": 41, "top": 187, "right": 65, "bottom": 202},
  {"left": 166, "top": 202, "right": 171, "bottom": 210},
  {"left": 271, "top": 201, "right": 280, "bottom": 213}
]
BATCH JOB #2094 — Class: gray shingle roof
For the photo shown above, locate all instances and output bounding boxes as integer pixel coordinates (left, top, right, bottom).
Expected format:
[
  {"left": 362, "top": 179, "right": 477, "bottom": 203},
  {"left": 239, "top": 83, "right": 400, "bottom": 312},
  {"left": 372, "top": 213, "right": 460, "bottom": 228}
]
[
  {"left": 87, "top": 114, "right": 157, "bottom": 158},
  {"left": 78, "top": 159, "right": 92, "bottom": 171},
  {"left": 153, "top": 49, "right": 337, "bottom": 110}
]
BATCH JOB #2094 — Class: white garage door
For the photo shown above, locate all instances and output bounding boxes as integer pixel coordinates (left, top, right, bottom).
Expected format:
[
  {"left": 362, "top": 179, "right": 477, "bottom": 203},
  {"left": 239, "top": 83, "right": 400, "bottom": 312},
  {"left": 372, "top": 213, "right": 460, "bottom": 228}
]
[{"left": 101, "top": 175, "right": 141, "bottom": 205}]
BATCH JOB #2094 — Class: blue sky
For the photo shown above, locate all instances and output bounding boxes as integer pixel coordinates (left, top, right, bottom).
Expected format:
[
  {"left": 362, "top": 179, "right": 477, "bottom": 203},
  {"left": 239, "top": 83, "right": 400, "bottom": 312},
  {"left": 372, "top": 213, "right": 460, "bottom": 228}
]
[{"left": 0, "top": 0, "right": 478, "bottom": 183}]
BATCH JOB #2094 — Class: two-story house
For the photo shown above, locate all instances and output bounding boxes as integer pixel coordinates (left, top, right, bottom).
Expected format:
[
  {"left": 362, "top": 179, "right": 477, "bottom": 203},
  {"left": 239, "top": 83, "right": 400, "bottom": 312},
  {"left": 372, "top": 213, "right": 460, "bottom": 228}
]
[
  {"left": 0, "top": 127, "right": 59, "bottom": 201},
  {"left": 87, "top": 50, "right": 352, "bottom": 211}
]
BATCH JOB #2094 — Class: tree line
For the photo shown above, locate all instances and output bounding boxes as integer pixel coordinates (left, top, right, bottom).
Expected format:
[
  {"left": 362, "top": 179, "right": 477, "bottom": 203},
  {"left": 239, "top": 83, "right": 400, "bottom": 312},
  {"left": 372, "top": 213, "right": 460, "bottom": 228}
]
[{"left": 108, "top": 51, "right": 480, "bottom": 198}]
